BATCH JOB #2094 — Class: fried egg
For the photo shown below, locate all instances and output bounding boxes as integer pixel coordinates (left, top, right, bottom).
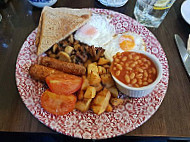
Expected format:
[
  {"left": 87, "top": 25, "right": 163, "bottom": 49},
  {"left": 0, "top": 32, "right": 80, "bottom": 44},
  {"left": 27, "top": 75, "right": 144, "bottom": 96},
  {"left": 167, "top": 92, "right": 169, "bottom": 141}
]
[
  {"left": 103, "top": 32, "right": 146, "bottom": 61},
  {"left": 74, "top": 14, "right": 115, "bottom": 47}
]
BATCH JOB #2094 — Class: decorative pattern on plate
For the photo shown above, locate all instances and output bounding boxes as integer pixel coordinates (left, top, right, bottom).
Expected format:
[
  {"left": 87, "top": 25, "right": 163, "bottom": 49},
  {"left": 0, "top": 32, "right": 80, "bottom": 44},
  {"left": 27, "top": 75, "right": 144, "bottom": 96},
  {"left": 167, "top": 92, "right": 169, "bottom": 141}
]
[{"left": 15, "top": 8, "right": 169, "bottom": 139}]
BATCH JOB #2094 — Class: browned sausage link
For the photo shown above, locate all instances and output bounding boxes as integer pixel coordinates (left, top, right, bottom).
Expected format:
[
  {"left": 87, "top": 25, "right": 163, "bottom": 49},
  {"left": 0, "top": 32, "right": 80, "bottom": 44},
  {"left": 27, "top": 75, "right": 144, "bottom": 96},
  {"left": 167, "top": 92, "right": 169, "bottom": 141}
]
[
  {"left": 40, "top": 56, "right": 86, "bottom": 76},
  {"left": 29, "top": 64, "right": 62, "bottom": 81}
]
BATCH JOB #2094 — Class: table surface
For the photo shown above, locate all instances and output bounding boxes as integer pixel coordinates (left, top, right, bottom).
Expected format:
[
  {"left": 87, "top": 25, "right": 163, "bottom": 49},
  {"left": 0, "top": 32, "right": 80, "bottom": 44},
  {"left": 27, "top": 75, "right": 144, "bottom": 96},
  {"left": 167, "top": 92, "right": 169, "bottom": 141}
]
[{"left": 0, "top": 0, "right": 190, "bottom": 138}]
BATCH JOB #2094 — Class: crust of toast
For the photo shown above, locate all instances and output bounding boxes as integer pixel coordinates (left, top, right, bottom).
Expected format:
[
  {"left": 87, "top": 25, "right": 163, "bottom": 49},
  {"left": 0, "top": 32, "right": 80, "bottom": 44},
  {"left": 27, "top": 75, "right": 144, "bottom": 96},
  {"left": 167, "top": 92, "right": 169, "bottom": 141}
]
[{"left": 36, "top": 6, "right": 92, "bottom": 55}]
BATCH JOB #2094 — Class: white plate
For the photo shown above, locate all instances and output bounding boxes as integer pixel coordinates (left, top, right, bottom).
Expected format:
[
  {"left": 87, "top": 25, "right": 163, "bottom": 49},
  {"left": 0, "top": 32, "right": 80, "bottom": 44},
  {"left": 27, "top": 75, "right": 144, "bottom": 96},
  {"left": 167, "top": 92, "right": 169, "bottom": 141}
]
[{"left": 181, "top": 0, "right": 190, "bottom": 25}]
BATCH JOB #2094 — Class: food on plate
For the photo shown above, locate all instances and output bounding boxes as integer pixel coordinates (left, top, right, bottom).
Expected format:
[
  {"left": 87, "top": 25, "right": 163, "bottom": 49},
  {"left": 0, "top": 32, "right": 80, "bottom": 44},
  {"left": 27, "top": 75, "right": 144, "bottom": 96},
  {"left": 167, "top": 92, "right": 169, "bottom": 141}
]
[
  {"left": 98, "top": 57, "right": 110, "bottom": 65},
  {"left": 74, "top": 14, "right": 115, "bottom": 47},
  {"left": 100, "top": 74, "right": 115, "bottom": 88},
  {"left": 75, "top": 58, "right": 123, "bottom": 115},
  {"left": 81, "top": 76, "right": 89, "bottom": 90},
  {"left": 88, "top": 71, "right": 101, "bottom": 86},
  {"left": 110, "top": 98, "right": 124, "bottom": 106},
  {"left": 46, "top": 34, "right": 105, "bottom": 65},
  {"left": 111, "top": 52, "right": 157, "bottom": 88},
  {"left": 29, "top": 64, "right": 62, "bottom": 81},
  {"left": 75, "top": 98, "right": 92, "bottom": 113},
  {"left": 41, "top": 90, "right": 77, "bottom": 115},
  {"left": 105, "top": 104, "right": 113, "bottom": 112},
  {"left": 46, "top": 73, "right": 82, "bottom": 95},
  {"left": 83, "top": 86, "right": 96, "bottom": 99},
  {"left": 77, "top": 90, "right": 84, "bottom": 100},
  {"left": 29, "top": 7, "right": 126, "bottom": 116},
  {"left": 36, "top": 6, "right": 92, "bottom": 55},
  {"left": 40, "top": 56, "right": 86, "bottom": 76},
  {"left": 107, "top": 86, "right": 119, "bottom": 98},
  {"left": 87, "top": 62, "right": 98, "bottom": 74},
  {"left": 91, "top": 88, "right": 111, "bottom": 115},
  {"left": 103, "top": 32, "right": 146, "bottom": 61}
]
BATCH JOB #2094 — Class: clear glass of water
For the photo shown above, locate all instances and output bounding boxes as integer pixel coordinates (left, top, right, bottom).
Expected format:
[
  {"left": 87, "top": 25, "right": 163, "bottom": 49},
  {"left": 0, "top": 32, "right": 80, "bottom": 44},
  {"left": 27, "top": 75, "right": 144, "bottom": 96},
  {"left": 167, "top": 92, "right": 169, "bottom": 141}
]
[{"left": 134, "top": 0, "right": 176, "bottom": 28}]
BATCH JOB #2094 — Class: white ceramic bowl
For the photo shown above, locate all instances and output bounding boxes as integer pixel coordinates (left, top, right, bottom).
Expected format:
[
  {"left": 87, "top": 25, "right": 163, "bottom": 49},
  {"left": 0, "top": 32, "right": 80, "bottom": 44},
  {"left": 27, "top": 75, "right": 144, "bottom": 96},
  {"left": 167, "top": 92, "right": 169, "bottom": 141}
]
[
  {"left": 111, "top": 51, "right": 163, "bottom": 98},
  {"left": 28, "top": 0, "right": 57, "bottom": 8}
]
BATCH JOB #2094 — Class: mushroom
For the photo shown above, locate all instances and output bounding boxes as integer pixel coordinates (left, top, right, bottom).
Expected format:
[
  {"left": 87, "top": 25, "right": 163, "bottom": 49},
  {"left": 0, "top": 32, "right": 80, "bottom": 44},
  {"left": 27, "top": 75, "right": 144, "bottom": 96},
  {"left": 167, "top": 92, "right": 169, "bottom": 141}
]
[
  {"left": 76, "top": 51, "right": 88, "bottom": 63},
  {"left": 57, "top": 51, "right": 71, "bottom": 62},
  {"left": 68, "top": 34, "right": 74, "bottom": 44},
  {"left": 52, "top": 44, "right": 58, "bottom": 53},
  {"left": 88, "top": 46, "right": 105, "bottom": 61},
  {"left": 65, "top": 46, "right": 74, "bottom": 55}
]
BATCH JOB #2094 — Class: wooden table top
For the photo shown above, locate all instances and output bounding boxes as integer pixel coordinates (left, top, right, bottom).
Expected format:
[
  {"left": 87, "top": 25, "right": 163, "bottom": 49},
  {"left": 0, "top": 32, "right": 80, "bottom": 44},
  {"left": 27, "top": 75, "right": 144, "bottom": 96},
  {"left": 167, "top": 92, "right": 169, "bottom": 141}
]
[{"left": 0, "top": 0, "right": 190, "bottom": 138}]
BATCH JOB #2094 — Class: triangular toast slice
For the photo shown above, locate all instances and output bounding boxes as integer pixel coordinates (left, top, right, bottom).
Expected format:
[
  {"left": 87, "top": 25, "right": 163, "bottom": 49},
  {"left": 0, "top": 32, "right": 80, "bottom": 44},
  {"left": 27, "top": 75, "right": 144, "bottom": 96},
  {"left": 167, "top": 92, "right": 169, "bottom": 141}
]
[{"left": 36, "top": 6, "right": 91, "bottom": 55}]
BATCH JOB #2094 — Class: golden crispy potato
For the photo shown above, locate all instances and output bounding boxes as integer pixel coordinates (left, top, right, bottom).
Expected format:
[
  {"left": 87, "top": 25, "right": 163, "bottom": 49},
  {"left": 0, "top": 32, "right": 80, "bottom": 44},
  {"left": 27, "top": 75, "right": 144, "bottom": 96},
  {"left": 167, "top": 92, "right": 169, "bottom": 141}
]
[
  {"left": 98, "top": 66, "right": 107, "bottom": 75},
  {"left": 81, "top": 76, "right": 89, "bottom": 90},
  {"left": 110, "top": 98, "right": 124, "bottom": 107},
  {"left": 107, "top": 87, "right": 119, "bottom": 98},
  {"left": 88, "top": 71, "right": 101, "bottom": 86},
  {"left": 75, "top": 99, "right": 92, "bottom": 112},
  {"left": 101, "top": 74, "right": 115, "bottom": 88},
  {"left": 91, "top": 88, "right": 111, "bottom": 115},
  {"left": 84, "top": 86, "right": 96, "bottom": 99},
  {"left": 105, "top": 104, "right": 113, "bottom": 112},
  {"left": 84, "top": 59, "right": 92, "bottom": 68},
  {"left": 98, "top": 57, "right": 110, "bottom": 65},
  {"left": 77, "top": 90, "right": 84, "bottom": 100},
  {"left": 87, "top": 63, "right": 98, "bottom": 75},
  {"left": 94, "top": 83, "right": 103, "bottom": 92}
]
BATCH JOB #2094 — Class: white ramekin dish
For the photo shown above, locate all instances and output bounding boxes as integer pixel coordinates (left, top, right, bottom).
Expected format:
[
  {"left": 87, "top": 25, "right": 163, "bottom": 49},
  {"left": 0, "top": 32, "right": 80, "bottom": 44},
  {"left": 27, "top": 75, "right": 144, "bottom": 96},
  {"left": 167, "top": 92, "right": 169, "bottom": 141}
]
[
  {"left": 98, "top": 0, "right": 128, "bottom": 7},
  {"left": 111, "top": 50, "right": 163, "bottom": 98}
]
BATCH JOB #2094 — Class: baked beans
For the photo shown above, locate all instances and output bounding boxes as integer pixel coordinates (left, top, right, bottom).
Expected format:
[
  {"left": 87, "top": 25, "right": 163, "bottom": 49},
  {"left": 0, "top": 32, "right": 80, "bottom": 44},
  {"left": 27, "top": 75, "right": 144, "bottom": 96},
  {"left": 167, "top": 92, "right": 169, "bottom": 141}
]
[{"left": 111, "top": 51, "right": 157, "bottom": 88}]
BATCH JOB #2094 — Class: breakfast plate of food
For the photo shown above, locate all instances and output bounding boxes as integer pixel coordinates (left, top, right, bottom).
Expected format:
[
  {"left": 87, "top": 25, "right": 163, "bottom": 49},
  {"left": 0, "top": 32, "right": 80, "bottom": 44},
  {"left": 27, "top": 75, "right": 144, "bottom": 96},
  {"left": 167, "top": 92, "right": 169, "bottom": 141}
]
[{"left": 15, "top": 7, "right": 169, "bottom": 139}]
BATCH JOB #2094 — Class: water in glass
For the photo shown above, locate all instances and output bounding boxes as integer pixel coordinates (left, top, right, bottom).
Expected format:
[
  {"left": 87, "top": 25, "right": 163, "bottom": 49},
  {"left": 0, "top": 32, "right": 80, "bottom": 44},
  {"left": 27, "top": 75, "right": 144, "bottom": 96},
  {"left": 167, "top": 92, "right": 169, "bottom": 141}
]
[{"left": 134, "top": 0, "right": 175, "bottom": 28}]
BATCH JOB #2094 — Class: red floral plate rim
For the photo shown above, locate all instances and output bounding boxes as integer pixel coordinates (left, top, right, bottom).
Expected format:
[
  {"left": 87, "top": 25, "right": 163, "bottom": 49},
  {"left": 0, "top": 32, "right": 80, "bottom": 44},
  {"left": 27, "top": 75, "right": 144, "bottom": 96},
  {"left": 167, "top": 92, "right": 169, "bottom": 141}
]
[{"left": 15, "top": 8, "right": 169, "bottom": 139}]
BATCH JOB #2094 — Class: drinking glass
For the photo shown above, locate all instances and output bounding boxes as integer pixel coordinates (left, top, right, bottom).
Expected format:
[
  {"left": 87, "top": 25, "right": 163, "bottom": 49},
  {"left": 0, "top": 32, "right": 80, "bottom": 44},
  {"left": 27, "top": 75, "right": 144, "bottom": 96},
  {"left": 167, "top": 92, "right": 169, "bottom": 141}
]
[{"left": 134, "top": 0, "right": 176, "bottom": 28}]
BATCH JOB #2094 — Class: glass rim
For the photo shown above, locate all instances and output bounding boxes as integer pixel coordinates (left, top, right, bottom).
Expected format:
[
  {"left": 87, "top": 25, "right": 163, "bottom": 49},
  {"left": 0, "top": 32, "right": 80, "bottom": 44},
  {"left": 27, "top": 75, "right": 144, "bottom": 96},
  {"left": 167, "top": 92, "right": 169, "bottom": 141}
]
[{"left": 138, "top": 0, "right": 175, "bottom": 9}]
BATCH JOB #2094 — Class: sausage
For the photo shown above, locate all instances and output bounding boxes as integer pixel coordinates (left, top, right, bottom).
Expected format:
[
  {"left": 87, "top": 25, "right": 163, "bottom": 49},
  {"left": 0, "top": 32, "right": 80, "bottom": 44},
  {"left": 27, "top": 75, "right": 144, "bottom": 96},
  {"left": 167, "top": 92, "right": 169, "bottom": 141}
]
[
  {"left": 40, "top": 56, "right": 86, "bottom": 76},
  {"left": 29, "top": 64, "right": 62, "bottom": 81}
]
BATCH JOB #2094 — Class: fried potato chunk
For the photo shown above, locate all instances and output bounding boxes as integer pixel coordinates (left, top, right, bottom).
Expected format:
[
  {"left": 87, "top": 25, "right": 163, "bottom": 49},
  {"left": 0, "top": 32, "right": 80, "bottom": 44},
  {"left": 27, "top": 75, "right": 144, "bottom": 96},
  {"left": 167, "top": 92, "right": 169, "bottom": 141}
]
[
  {"left": 81, "top": 76, "right": 89, "bottom": 90},
  {"left": 94, "top": 83, "right": 103, "bottom": 92},
  {"left": 101, "top": 74, "right": 115, "bottom": 88},
  {"left": 107, "top": 87, "right": 119, "bottom": 98},
  {"left": 84, "top": 86, "right": 96, "bottom": 99},
  {"left": 98, "top": 57, "right": 110, "bottom": 65},
  {"left": 91, "top": 88, "right": 111, "bottom": 115},
  {"left": 75, "top": 99, "right": 92, "bottom": 112},
  {"left": 88, "top": 71, "right": 101, "bottom": 86},
  {"left": 87, "top": 63, "right": 98, "bottom": 75},
  {"left": 77, "top": 90, "right": 84, "bottom": 100},
  {"left": 98, "top": 66, "right": 107, "bottom": 75},
  {"left": 105, "top": 104, "right": 113, "bottom": 112},
  {"left": 84, "top": 59, "right": 92, "bottom": 68},
  {"left": 110, "top": 98, "right": 124, "bottom": 107}
]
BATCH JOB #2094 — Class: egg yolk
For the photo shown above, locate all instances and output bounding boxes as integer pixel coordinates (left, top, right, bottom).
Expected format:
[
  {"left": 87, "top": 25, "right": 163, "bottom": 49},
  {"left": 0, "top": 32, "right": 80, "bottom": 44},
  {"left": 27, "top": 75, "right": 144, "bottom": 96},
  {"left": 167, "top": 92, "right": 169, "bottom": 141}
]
[
  {"left": 119, "top": 35, "right": 135, "bottom": 51},
  {"left": 80, "top": 25, "right": 98, "bottom": 36}
]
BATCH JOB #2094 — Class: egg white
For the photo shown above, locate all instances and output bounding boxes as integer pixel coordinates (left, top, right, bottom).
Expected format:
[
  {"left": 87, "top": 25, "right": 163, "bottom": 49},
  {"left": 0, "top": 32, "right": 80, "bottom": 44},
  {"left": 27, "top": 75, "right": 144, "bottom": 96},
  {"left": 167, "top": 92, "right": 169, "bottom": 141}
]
[
  {"left": 103, "top": 32, "right": 146, "bottom": 61},
  {"left": 74, "top": 14, "right": 115, "bottom": 47}
]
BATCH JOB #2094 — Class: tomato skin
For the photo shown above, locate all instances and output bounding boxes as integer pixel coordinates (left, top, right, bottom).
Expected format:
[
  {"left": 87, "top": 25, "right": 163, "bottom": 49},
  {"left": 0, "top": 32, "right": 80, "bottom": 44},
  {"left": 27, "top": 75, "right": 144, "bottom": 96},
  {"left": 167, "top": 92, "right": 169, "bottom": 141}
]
[
  {"left": 41, "top": 90, "right": 77, "bottom": 115},
  {"left": 46, "top": 73, "right": 83, "bottom": 95}
]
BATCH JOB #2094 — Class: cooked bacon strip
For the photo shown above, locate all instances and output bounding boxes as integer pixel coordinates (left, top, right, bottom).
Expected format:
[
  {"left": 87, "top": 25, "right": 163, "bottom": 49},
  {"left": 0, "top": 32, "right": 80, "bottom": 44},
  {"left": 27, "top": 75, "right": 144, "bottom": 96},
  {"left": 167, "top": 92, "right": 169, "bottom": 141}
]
[{"left": 40, "top": 56, "right": 86, "bottom": 76}]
